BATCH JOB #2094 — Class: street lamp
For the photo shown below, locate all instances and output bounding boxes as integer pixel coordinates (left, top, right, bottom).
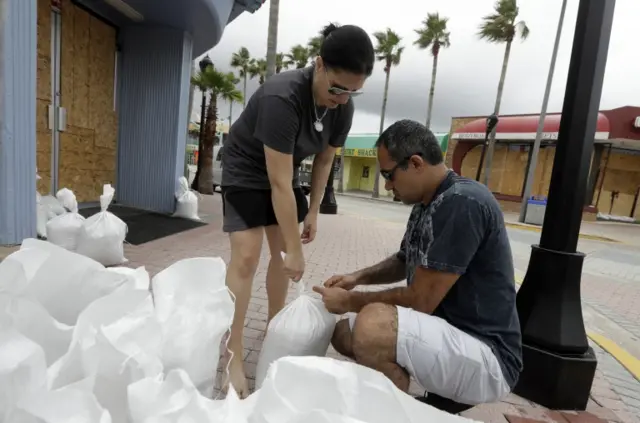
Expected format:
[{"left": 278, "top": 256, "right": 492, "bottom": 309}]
[
  {"left": 519, "top": 0, "right": 568, "bottom": 223},
  {"left": 319, "top": 158, "right": 339, "bottom": 215},
  {"left": 191, "top": 55, "right": 213, "bottom": 190},
  {"left": 475, "top": 114, "right": 499, "bottom": 182},
  {"left": 513, "top": 0, "right": 615, "bottom": 410}
]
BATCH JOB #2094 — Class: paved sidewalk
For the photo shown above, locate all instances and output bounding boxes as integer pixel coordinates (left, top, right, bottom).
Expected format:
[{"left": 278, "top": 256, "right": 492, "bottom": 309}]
[{"left": 119, "top": 194, "right": 639, "bottom": 423}]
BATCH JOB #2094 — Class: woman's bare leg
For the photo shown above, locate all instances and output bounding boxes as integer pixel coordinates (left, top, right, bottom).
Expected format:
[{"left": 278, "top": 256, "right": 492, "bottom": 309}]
[
  {"left": 224, "top": 227, "right": 263, "bottom": 398},
  {"left": 264, "top": 225, "right": 291, "bottom": 323}
]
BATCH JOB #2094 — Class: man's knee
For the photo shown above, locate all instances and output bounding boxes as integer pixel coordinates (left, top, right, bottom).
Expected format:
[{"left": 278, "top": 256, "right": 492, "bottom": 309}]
[
  {"left": 331, "top": 319, "right": 354, "bottom": 357},
  {"left": 352, "top": 303, "right": 398, "bottom": 361}
]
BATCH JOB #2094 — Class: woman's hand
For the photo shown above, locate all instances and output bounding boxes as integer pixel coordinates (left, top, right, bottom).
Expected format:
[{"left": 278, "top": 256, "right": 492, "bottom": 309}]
[{"left": 301, "top": 213, "right": 318, "bottom": 244}]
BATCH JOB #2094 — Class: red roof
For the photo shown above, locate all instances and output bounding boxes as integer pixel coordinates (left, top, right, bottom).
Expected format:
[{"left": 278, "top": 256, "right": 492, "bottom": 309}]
[{"left": 453, "top": 113, "right": 611, "bottom": 141}]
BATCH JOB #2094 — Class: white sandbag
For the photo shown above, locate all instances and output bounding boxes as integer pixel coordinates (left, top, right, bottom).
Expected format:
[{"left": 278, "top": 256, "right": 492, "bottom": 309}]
[
  {"left": 40, "top": 195, "right": 66, "bottom": 217},
  {"left": 0, "top": 293, "right": 72, "bottom": 366},
  {"left": 5, "top": 384, "right": 112, "bottom": 423},
  {"left": 0, "top": 326, "right": 48, "bottom": 418},
  {"left": 46, "top": 212, "right": 86, "bottom": 251},
  {"left": 45, "top": 188, "right": 85, "bottom": 251},
  {"left": 152, "top": 257, "right": 234, "bottom": 396},
  {"left": 36, "top": 193, "right": 48, "bottom": 238},
  {"left": 55, "top": 188, "right": 78, "bottom": 212},
  {"left": 48, "top": 288, "right": 163, "bottom": 423},
  {"left": 128, "top": 369, "right": 217, "bottom": 422},
  {"left": 76, "top": 184, "right": 128, "bottom": 266},
  {"left": 173, "top": 176, "right": 200, "bottom": 221},
  {"left": 252, "top": 356, "right": 479, "bottom": 423},
  {"left": 20, "top": 244, "right": 114, "bottom": 326},
  {"left": 105, "top": 266, "right": 150, "bottom": 291},
  {"left": 255, "top": 281, "right": 335, "bottom": 389},
  {"left": 0, "top": 246, "right": 51, "bottom": 295}
]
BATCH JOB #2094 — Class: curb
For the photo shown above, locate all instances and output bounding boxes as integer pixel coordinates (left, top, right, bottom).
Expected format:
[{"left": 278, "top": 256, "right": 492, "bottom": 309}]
[
  {"left": 515, "top": 276, "right": 640, "bottom": 382},
  {"left": 505, "top": 222, "right": 620, "bottom": 244}
]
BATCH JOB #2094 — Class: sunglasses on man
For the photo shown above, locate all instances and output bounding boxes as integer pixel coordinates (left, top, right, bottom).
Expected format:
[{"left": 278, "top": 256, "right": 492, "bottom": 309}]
[{"left": 380, "top": 153, "right": 423, "bottom": 181}]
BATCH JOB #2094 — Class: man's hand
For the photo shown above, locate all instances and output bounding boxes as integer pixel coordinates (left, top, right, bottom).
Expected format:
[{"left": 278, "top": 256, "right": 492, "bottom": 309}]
[
  {"left": 301, "top": 213, "right": 317, "bottom": 244},
  {"left": 284, "top": 251, "right": 305, "bottom": 282},
  {"left": 323, "top": 273, "right": 360, "bottom": 291},
  {"left": 312, "top": 286, "right": 353, "bottom": 314}
]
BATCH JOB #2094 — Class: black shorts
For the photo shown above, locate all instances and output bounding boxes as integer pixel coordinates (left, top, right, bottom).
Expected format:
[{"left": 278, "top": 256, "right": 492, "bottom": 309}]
[{"left": 221, "top": 186, "right": 309, "bottom": 233}]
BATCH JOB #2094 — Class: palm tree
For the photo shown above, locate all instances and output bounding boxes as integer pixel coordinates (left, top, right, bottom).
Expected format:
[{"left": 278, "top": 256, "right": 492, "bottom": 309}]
[
  {"left": 414, "top": 13, "right": 451, "bottom": 129},
  {"left": 191, "top": 67, "right": 243, "bottom": 194},
  {"left": 372, "top": 28, "right": 404, "bottom": 198},
  {"left": 265, "top": 0, "right": 280, "bottom": 79},
  {"left": 478, "top": 0, "right": 529, "bottom": 186},
  {"left": 285, "top": 45, "right": 311, "bottom": 69},
  {"left": 249, "top": 59, "right": 267, "bottom": 85},
  {"left": 226, "top": 72, "right": 241, "bottom": 126},
  {"left": 307, "top": 35, "right": 323, "bottom": 59},
  {"left": 276, "top": 53, "right": 287, "bottom": 73},
  {"left": 231, "top": 47, "right": 252, "bottom": 109}
]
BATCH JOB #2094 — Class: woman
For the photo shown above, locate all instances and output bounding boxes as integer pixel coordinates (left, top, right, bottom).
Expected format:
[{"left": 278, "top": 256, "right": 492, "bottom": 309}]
[{"left": 221, "top": 23, "right": 375, "bottom": 397}]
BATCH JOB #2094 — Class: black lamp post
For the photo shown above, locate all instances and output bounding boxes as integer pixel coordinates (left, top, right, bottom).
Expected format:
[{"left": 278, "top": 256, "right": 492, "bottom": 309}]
[
  {"left": 319, "top": 157, "right": 339, "bottom": 215},
  {"left": 475, "top": 114, "right": 499, "bottom": 182},
  {"left": 191, "top": 55, "right": 213, "bottom": 190},
  {"left": 513, "top": 0, "right": 615, "bottom": 410}
]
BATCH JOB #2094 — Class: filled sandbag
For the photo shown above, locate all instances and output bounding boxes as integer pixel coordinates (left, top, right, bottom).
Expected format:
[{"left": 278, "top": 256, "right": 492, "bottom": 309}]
[
  {"left": 76, "top": 184, "right": 127, "bottom": 266},
  {"left": 173, "top": 176, "right": 200, "bottom": 221}
]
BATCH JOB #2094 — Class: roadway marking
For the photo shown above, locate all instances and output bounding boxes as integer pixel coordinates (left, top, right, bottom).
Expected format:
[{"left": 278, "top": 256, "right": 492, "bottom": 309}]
[{"left": 515, "top": 276, "right": 640, "bottom": 382}]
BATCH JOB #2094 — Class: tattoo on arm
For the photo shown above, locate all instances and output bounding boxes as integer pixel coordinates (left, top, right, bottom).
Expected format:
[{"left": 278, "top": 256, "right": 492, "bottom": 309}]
[{"left": 355, "top": 254, "right": 406, "bottom": 285}]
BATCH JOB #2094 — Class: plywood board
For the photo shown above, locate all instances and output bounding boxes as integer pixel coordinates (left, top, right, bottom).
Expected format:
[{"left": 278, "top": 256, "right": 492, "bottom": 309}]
[{"left": 57, "top": 2, "right": 117, "bottom": 202}]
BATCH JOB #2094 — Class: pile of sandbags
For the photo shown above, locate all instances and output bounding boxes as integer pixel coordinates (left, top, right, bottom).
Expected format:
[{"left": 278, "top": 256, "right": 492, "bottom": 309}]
[
  {"left": 0, "top": 241, "right": 236, "bottom": 423},
  {"left": 46, "top": 188, "right": 86, "bottom": 251},
  {"left": 0, "top": 240, "right": 479, "bottom": 423}
]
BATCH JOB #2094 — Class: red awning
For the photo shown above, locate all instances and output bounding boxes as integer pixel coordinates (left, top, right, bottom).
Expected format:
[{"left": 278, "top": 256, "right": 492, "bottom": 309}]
[{"left": 452, "top": 113, "right": 610, "bottom": 141}]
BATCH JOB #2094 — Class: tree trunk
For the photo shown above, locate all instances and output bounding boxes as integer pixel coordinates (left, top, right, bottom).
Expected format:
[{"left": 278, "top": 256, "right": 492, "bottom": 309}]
[
  {"left": 185, "top": 62, "right": 196, "bottom": 179},
  {"left": 482, "top": 40, "right": 512, "bottom": 187},
  {"left": 242, "top": 74, "right": 247, "bottom": 109},
  {"left": 229, "top": 100, "right": 233, "bottom": 128},
  {"left": 265, "top": 0, "right": 279, "bottom": 80},
  {"left": 197, "top": 93, "right": 217, "bottom": 194},
  {"left": 426, "top": 53, "right": 439, "bottom": 129},
  {"left": 373, "top": 68, "right": 392, "bottom": 199},
  {"left": 191, "top": 90, "right": 207, "bottom": 191},
  {"left": 338, "top": 147, "right": 345, "bottom": 193}
]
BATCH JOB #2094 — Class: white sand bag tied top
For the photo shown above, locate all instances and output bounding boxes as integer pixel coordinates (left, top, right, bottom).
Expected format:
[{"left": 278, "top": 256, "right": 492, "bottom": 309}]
[
  {"left": 46, "top": 188, "right": 85, "bottom": 251},
  {"left": 76, "top": 184, "right": 128, "bottom": 266},
  {"left": 173, "top": 176, "right": 200, "bottom": 221},
  {"left": 255, "top": 273, "right": 337, "bottom": 389}
]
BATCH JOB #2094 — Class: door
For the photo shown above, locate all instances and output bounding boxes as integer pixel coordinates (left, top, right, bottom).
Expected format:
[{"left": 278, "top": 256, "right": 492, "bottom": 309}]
[
  {"left": 57, "top": 0, "right": 119, "bottom": 203},
  {"left": 35, "top": 0, "right": 59, "bottom": 195},
  {"left": 35, "top": 0, "right": 119, "bottom": 202}
]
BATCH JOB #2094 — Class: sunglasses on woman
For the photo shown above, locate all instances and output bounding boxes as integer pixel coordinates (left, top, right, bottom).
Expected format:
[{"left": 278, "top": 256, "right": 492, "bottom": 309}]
[{"left": 324, "top": 68, "right": 363, "bottom": 97}]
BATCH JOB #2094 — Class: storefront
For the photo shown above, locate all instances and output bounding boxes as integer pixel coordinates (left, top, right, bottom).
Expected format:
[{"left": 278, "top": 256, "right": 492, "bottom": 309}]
[
  {"left": 0, "top": 0, "right": 263, "bottom": 245},
  {"left": 446, "top": 106, "right": 640, "bottom": 220},
  {"left": 337, "top": 132, "right": 448, "bottom": 197}
]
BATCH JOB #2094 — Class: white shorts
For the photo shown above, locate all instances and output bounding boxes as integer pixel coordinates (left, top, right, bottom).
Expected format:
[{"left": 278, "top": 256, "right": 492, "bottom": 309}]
[{"left": 349, "top": 306, "right": 511, "bottom": 405}]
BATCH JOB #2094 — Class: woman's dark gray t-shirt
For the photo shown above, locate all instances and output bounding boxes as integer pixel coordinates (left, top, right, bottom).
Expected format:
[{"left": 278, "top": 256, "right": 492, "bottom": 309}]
[{"left": 222, "top": 67, "right": 353, "bottom": 189}]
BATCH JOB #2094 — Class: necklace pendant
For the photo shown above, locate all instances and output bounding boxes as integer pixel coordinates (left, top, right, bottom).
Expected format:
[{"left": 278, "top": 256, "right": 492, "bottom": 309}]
[{"left": 314, "top": 121, "right": 324, "bottom": 132}]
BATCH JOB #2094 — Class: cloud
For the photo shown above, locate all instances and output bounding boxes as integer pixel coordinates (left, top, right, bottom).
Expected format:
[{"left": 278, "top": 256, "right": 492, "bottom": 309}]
[{"left": 194, "top": 0, "right": 640, "bottom": 134}]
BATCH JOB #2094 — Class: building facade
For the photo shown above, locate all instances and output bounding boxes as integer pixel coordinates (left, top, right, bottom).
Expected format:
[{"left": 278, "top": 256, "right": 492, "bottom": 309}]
[
  {"left": 0, "top": 0, "right": 263, "bottom": 245},
  {"left": 446, "top": 106, "right": 640, "bottom": 220},
  {"left": 338, "top": 133, "right": 448, "bottom": 197}
]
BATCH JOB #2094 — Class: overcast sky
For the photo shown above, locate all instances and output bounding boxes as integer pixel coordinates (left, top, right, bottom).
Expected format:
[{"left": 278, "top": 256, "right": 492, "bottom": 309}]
[{"left": 192, "top": 0, "right": 640, "bottom": 134}]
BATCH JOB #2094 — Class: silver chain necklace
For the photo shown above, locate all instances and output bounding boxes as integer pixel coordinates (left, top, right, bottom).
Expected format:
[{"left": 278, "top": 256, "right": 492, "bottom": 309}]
[{"left": 312, "top": 90, "right": 328, "bottom": 132}]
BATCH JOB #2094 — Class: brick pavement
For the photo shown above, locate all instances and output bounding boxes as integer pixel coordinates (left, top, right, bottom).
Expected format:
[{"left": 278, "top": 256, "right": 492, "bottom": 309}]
[{"left": 121, "top": 194, "right": 637, "bottom": 422}]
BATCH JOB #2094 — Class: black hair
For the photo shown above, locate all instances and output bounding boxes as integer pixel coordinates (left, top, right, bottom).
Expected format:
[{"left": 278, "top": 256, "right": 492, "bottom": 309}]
[
  {"left": 319, "top": 23, "right": 375, "bottom": 76},
  {"left": 375, "top": 120, "right": 444, "bottom": 166}
]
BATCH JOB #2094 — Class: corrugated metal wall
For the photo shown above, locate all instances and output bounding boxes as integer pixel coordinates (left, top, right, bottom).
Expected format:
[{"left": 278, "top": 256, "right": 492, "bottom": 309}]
[
  {"left": 116, "top": 26, "right": 193, "bottom": 214},
  {"left": 0, "top": 0, "right": 37, "bottom": 245}
]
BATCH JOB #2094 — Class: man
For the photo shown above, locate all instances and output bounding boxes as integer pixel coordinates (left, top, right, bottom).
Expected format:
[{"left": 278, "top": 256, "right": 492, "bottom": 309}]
[{"left": 313, "top": 120, "right": 522, "bottom": 407}]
